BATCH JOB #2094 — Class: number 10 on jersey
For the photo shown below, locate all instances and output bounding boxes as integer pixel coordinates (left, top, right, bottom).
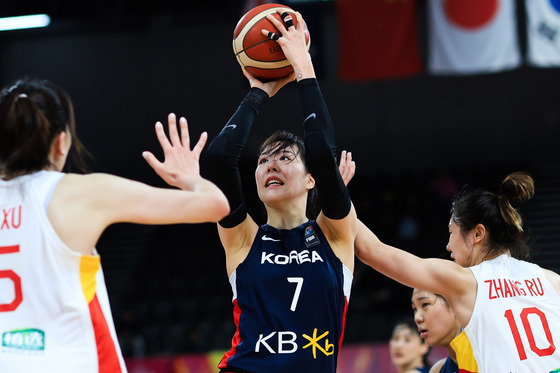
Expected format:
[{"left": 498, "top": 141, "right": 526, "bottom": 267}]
[{"left": 505, "top": 307, "right": 556, "bottom": 360}]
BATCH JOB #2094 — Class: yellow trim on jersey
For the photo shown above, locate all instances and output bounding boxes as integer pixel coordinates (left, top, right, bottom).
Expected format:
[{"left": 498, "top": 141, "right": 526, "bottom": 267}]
[
  {"left": 450, "top": 330, "right": 479, "bottom": 373},
  {"left": 80, "top": 254, "right": 100, "bottom": 303}
]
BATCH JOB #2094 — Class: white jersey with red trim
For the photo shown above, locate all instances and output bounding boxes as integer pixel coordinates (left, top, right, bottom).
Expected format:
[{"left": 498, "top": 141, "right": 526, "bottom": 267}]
[
  {"left": 0, "top": 171, "right": 126, "bottom": 373},
  {"left": 465, "top": 254, "right": 560, "bottom": 372}
]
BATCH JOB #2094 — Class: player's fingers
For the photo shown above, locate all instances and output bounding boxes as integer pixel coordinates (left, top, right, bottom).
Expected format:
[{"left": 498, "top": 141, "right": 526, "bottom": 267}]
[
  {"left": 154, "top": 121, "right": 171, "bottom": 150},
  {"left": 179, "top": 117, "right": 190, "bottom": 149},
  {"left": 348, "top": 157, "right": 356, "bottom": 175},
  {"left": 142, "top": 151, "right": 162, "bottom": 171},
  {"left": 267, "top": 13, "right": 287, "bottom": 35},
  {"left": 295, "top": 12, "right": 305, "bottom": 32},
  {"left": 262, "top": 30, "right": 280, "bottom": 41},
  {"left": 167, "top": 113, "right": 181, "bottom": 147},
  {"left": 280, "top": 11, "right": 294, "bottom": 28},
  {"left": 294, "top": 12, "right": 309, "bottom": 42},
  {"left": 192, "top": 131, "right": 208, "bottom": 157},
  {"left": 241, "top": 66, "right": 254, "bottom": 82},
  {"left": 340, "top": 150, "right": 348, "bottom": 164}
]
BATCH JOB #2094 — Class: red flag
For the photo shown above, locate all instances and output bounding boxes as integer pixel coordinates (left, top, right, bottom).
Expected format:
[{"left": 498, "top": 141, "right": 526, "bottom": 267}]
[{"left": 337, "top": 0, "right": 423, "bottom": 81}]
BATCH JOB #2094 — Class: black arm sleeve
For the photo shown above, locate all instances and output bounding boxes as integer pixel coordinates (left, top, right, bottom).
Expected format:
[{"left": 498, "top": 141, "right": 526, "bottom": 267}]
[
  {"left": 299, "top": 78, "right": 351, "bottom": 220},
  {"left": 203, "top": 88, "right": 269, "bottom": 228}
]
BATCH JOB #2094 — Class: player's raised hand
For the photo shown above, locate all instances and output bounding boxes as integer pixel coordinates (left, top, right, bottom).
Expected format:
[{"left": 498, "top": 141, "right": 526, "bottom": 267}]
[
  {"left": 143, "top": 113, "right": 207, "bottom": 190},
  {"left": 263, "top": 11, "right": 315, "bottom": 81},
  {"left": 338, "top": 150, "right": 356, "bottom": 187}
]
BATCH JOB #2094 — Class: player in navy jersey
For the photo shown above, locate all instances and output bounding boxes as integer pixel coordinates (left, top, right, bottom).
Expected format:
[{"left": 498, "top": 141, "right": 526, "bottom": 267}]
[
  {"left": 411, "top": 290, "right": 461, "bottom": 373},
  {"left": 389, "top": 319, "right": 431, "bottom": 373},
  {"left": 204, "top": 10, "right": 357, "bottom": 373}
]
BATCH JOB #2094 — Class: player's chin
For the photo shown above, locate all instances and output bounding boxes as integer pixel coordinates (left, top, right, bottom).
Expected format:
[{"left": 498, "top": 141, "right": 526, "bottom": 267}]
[{"left": 261, "top": 190, "right": 289, "bottom": 205}]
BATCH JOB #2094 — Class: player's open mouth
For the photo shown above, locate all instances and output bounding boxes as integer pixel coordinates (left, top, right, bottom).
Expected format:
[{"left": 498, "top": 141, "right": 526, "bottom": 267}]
[{"left": 265, "top": 177, "right": 284, "bottom": 187}]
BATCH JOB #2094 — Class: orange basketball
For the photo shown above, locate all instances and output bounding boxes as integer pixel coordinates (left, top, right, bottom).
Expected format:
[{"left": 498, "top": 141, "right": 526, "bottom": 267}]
[{"left": 233, "top": 3, "right": 311, "bottom": 80}]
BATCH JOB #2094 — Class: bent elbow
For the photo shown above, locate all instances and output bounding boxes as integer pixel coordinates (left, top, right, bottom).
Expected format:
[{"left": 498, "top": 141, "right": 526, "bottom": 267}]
[
  {"left": 205, "top": 192, "right": 230, "bottom": 222},
  {"left": 214, "top": 194, "right": 231, "bottom": 222}
]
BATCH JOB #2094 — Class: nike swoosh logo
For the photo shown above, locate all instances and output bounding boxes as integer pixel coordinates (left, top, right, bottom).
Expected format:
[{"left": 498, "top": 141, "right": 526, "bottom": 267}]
[
  {"left": 304, "top": 113, "right": 316, "bottom": 124},
  {"left": 262, "top": 235, "right": 281, "bottom": 242},
  {"left": 223, "top": 124, "right": 237, "bottom": 130}
]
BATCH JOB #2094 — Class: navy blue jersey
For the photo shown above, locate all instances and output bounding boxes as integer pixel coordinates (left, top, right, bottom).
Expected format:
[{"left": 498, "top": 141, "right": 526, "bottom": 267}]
[
  {"left": 219, "top": 221, "right": 352, "bottom": 373},
  {"left": 440, "top": 356, "right": 459, "bottom": 373}
]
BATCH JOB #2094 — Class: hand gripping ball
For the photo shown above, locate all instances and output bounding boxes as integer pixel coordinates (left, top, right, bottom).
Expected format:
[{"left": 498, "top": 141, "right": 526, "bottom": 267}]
[{"left": 233, "top": 3, "right": 311, "bottom": 80}]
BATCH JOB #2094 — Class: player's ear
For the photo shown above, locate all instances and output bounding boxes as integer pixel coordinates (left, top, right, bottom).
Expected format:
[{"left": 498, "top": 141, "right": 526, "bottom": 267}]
[
  {"left": 306, "top": 173, "right": 315, "bottom": 190},
  {"left": 473, "top": 224, "right": 486, "bottom": 244}
]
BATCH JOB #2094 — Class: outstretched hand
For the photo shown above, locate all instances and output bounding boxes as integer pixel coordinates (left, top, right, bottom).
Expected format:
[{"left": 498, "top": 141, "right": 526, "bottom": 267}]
[
  {"left": 338, "top": 150, "right": 355, "bottom": 187},
  {"left": 143, "top": 113, "right": 207, "bottom": 190}
]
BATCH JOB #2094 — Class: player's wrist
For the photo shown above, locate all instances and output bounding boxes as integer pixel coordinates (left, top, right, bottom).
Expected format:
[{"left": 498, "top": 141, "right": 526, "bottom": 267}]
[{"left": 294, "top": 67, "right": 315, "bottom": 81}]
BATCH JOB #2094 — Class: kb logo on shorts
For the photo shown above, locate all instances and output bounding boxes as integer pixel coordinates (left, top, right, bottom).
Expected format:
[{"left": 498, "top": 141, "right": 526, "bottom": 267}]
[
  {"left": 255, "top": 328, "right": 334, "bottom": 358},
  {"left": 302, "top": 328, "right": 334, "bottom": 358}
]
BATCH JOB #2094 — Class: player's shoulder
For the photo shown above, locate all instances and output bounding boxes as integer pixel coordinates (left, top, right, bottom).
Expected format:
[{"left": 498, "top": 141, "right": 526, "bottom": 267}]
[
  {"left": 543, "top": 268, "right": 560, "bottom": 296},
  {"left": 428, "top": 358, "right": 445, "bottom": 373}
]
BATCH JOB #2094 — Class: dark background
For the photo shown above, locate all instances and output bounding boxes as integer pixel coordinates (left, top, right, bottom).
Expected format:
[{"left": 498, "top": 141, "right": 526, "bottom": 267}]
[{"left": 2, "top": 0, "right": 559, "bottom": 356}]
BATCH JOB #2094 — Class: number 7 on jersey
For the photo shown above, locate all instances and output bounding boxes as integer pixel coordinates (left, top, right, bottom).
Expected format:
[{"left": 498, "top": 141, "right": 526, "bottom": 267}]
[{"left": 287, "top": 277, "right": 303, "bottom": 312}]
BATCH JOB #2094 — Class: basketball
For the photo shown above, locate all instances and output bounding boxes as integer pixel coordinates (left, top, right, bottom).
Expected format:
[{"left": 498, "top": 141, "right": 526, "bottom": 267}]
[{"left": 233, "top": 3, "right": 311, "bottom": 80}]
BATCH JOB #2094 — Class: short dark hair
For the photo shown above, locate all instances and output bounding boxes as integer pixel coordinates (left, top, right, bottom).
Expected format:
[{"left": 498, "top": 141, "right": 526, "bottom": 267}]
[{"left": 258, "top": 130, "right": 320, "bottom": 219}]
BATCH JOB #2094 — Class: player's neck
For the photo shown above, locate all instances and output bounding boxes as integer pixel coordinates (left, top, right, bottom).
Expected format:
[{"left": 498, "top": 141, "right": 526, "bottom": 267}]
[{"left": 266, "top": 210, "right": 307, "bottom": 230}]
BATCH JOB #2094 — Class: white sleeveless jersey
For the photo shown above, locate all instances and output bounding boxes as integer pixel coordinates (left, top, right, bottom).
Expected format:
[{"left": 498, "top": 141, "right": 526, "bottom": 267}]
[
  {"left": 0, "top": 171, "right": 126, "bottom": 373},
  {"left": 465, "top": 254, "right": 560, "bottom": 372}
]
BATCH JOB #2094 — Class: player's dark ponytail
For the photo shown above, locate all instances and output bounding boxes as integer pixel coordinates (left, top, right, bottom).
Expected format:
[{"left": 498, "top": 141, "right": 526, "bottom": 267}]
[
  {"left": 0, "top": 77, "right": 89, "bottom": 179},
  {"left": 450, "top": 172, "right": 534, "bottom": 260},
  {"left": 498, "top": 172, "right": 534, "bottom": 232}
]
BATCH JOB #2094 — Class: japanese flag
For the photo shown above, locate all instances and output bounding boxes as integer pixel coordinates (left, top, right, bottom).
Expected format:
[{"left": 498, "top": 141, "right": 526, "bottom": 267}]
[
  {"left": 526, "top": 0, "right": 560, "bottom": 66},
  {"left": 427, "top": 0, "right": 521, "bottom": 75}
]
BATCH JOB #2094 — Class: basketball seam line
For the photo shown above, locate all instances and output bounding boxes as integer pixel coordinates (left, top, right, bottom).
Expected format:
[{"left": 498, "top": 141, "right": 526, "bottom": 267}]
[{"left": 234, "top": 38, "right": 273, "bottom": 57}]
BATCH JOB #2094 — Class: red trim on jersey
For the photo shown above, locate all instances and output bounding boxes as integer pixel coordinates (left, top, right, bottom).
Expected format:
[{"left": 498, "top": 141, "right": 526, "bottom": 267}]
[
  {"left": 338, "top": 296, "right": 349, "bottom": 349},
  {"left": 219, "top": 299, "right": 242, "bottom": 369},
  {"left": 89, "top": 294, "right": 123, "bottom": 373},
  {"left": 0, "top": 245, "right": 19, "bottom": 254}
]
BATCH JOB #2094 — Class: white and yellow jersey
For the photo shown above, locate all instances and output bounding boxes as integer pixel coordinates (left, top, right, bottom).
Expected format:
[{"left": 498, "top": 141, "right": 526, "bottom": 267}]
[
  {"left": 465, "top": 254, "right": 560, "bottom": 372},
  {"left": 0, "top": 171, "right": 126, "bottom": 373},
  {"left": 450, "top": 329, "right": 478, "bottom": 373}
]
